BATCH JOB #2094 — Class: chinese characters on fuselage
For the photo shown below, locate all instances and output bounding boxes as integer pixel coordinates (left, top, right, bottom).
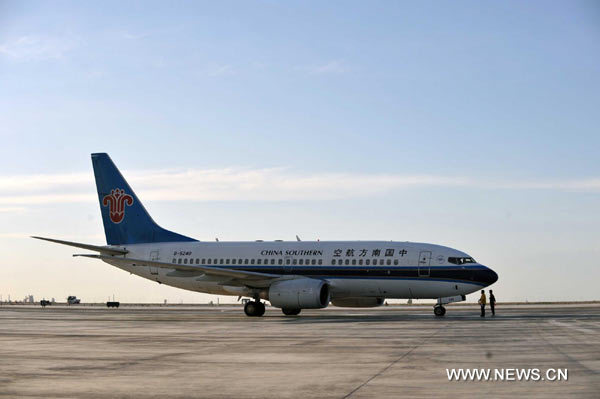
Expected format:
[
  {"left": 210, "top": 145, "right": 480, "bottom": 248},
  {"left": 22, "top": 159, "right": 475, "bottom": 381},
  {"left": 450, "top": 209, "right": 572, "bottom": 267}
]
[{"left": 333, "top": 248, "right": 408, "bottom": 257}]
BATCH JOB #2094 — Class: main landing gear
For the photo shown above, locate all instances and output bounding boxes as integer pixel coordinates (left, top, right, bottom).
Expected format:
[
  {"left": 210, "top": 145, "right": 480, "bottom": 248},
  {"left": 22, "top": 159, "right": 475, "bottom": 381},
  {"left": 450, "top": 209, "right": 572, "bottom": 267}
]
[
  {"left": 244, "top": 301, "right": 265, "bottom": 317},
  {"left": 282, "top": 308, "right": 301, "bottom": 316},
  {"left": 433, "top": 305, "right": 446, "bottom": 317}
]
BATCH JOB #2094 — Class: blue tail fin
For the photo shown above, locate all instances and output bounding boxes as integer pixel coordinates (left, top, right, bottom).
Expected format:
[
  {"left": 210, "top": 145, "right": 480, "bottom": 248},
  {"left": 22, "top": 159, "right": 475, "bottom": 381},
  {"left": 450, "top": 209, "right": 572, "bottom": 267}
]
[{"left": 91, "top": 153, "right": 197, "bottom": 245}]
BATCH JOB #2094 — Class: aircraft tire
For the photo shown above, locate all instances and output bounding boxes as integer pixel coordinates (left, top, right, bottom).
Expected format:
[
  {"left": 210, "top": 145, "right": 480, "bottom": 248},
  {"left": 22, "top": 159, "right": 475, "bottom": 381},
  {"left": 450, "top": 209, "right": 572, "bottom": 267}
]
[
  {"left": 244, "top": 301, "right": 265, "bottom": 317},
  {"left": 256, "top": 301, "right": 265, "bottom": 317},
  {"left": 282, "top": 308, "right": 301, "bottom": 316},
  {"left": 433, "top": 305, "right": 446, "bottom": 317}
]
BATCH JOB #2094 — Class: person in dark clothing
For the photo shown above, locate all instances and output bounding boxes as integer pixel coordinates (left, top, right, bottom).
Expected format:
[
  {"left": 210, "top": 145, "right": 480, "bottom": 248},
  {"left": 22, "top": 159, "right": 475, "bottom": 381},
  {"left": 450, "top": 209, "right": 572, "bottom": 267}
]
[
  {"left": 489, "top": 290, "right": 496, "bottom": 316},
  {"left": 478, "top": 290, "right": 486, "bottom": 317}
]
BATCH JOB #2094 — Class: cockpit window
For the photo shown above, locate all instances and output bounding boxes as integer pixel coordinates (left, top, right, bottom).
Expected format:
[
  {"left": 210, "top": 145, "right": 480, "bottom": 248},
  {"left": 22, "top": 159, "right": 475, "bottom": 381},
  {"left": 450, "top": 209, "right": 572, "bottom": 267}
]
[{"left": 448, "top": 257, "right": 476, "bottom": 265}]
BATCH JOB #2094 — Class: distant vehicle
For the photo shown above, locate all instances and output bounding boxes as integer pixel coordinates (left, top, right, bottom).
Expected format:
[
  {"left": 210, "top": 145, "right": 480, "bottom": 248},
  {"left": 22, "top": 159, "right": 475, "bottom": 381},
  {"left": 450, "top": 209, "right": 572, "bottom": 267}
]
[
  {"left": 106, "top": 301, "right": 120, "bottom": 308},
  {"left": 40, "top": 299, "right": 51, "bottom": 307},
  {"left": 67, "top": 296, "right": 80, "bottom": 305},
  {"left": 34, "top": 153, "right": 498, "bottom": 318}
]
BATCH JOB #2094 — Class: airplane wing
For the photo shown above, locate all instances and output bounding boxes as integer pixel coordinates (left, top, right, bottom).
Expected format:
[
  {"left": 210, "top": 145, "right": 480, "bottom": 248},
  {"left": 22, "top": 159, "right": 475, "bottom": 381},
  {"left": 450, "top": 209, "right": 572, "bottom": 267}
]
[
  {"left": 32, "top": 236, "right": 128, "bottom": 256},
  {"left": 75, "top": 254, "right": 282, "bottom": 282},
  {"left": 34, "top": 236, "right": 285, "bottom": 286}
]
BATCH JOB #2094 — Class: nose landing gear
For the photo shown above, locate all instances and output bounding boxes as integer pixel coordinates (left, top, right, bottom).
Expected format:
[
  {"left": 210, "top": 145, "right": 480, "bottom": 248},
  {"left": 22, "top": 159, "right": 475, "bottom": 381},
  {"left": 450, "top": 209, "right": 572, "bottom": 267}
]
[
  {"left": 244, "top": 300, "right": 265, "bottom": 317},
  {"left": 434, "top": 294, "right": 466, "bottom": 317}
]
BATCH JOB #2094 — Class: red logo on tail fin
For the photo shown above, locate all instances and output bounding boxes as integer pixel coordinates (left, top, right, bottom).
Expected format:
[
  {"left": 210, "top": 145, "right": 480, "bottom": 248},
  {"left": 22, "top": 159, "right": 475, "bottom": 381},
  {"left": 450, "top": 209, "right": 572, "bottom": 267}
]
[{"left": 102, "top": 188, "right": 134, "bottom": 224}]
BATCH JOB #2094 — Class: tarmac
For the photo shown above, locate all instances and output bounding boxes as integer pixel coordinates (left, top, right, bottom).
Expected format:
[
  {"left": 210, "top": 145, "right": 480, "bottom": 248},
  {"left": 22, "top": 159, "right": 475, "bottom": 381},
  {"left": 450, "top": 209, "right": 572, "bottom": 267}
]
[{"left": 0, "top": 304, "right": 599, "bottom": 398}]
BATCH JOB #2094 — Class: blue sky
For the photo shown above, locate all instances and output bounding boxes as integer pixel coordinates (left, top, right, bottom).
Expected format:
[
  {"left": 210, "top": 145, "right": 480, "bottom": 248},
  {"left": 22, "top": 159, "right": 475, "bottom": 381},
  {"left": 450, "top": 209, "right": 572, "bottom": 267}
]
[{"left": 1, "top": 1, "right": 599, "bottom": 303}]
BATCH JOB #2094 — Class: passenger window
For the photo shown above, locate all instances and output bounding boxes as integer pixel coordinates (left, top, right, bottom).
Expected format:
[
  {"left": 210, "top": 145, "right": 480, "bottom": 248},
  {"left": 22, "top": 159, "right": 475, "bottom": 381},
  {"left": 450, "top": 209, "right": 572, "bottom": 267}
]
[
  {"left": 311, "top": 259, "right": 316, "bottom": 265},
  {"left": 318, "top": 259, "right": 322, "bottom": 265},
  {"left": 202, "top": 258, "right": 205, "bottom": 264},
  {"left": 184, "top": 258, "right": 188, "bottom": 264},
  {"left": 225, "top": 259, "right": 229, "bottom": 264},
  {"left": 172, "top": 258, "right": 176, "bottom": 263},
  {"left": 250, "top": 259, "right": 255, "bottom": 264},
  {"left": 286, "top": 259, "right": 290, "bottom": 265},
  {"left": 278, "top": 259, "right": 283, "bottom": 265},
  {"left": 271, "top": 259, "right": 275, "bottom": 265},
  {"left": 359, "top": 259, "right": 363, "bottom": 265},
  {"left": 214, "top": 259, "right": 218, "bottom": 264},
  {"left": 207, "top": 259, "right": 211, "bottom": 264},
  {"left": 352, "top": 259, "right": 356, "bottom": 265},
  {"left": 387, "top": 259, "right": 391, "bottom": 265},
  {"left": 244, "top": 259, "right": 249, "bottom": 264},
  {"left": 366, "top": 259, "right": 370, "bottom": 265},
  {"left": 394, "top": 259, "right": 398, "bottom": 265},
  {"left": 293, "top": 259, "right": 297, "bottom": 265},
  {"left": 232, "top": 259, "right": 236, "bottom": 265},
  {"left": 299, "top": 259, "right": 303, "bottom": 265},
  {"left": 332, "top": 259, "right": 336, "bottom": 265},
  {"left": 257, "top": 259, "right": 262, "bottom": 265},
  {"left": 345, "top": 259, "right": 349, "bottom": 265}
]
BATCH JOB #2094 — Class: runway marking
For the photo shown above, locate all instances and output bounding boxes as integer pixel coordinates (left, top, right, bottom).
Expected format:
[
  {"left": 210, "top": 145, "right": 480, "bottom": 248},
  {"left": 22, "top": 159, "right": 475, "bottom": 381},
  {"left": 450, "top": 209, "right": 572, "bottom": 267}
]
[
  {"left": 549, "top": 320, "right": 598, "bottom": 335},
  {"left": 341, "top": 322, "right": 448, "bottom": 399},
  {"left": 534, "top": 321, "right": 600, "bottom": 376}
]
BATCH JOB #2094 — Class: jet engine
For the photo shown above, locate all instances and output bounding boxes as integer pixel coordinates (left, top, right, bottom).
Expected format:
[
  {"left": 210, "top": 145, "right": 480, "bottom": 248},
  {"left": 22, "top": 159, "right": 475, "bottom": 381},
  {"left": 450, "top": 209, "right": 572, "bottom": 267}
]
[
  {"left": 268, "top": 278, "right": 330, "bottom": 309},
  {"left": 331, "top": 297, "right": 384, "bottom": 308}
]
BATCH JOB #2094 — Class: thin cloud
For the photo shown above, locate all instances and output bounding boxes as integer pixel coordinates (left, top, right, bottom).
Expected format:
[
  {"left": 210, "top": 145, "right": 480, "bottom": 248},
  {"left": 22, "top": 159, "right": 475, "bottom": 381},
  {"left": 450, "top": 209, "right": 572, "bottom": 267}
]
[
  {"left": 0, "top": 168, "right": 599, "bottom": 207},
  {"left": 203, "top": 64, "right": 236, "bottom": 77},
  {"left": 0, "top": 35, "right": 79, "bottom": 61},
  {"left": 0, "top": 207, "right": 27, "bottom": 213}
]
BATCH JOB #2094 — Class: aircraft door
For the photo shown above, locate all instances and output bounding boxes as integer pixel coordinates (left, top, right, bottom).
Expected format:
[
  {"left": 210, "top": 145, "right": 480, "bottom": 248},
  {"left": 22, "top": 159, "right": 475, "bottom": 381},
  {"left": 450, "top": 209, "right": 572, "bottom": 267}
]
[
  {"left": 149, "top": 250, "right": 160, "bottom": 275},
  {"left": 418, "top": 251, "right": 431, "bottom": 277}
]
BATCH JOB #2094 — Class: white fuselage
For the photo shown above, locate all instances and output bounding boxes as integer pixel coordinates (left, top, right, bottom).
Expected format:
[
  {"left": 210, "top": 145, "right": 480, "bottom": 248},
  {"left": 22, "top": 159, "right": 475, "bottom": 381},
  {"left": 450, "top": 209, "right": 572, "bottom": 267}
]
[{"left": 104, "top": 241, "right": 496, "bottom": 301}]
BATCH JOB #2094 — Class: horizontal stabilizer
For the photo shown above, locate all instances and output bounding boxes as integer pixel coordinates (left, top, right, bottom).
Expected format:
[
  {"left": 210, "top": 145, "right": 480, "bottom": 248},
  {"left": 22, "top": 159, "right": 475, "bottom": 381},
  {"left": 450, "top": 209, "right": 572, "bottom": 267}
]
[{"left": 32, "top": 236, "right": 128, "bottom": 256}]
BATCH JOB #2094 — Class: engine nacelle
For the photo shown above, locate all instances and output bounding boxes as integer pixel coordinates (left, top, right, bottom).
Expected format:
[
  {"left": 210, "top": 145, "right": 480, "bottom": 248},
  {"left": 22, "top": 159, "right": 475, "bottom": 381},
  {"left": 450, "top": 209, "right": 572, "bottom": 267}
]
[
  {"left": 331, "top": 297, "right": 385, "bottom": 308},
  {"left": 268, "top": 278, "right": 330, "bottom": 309}
]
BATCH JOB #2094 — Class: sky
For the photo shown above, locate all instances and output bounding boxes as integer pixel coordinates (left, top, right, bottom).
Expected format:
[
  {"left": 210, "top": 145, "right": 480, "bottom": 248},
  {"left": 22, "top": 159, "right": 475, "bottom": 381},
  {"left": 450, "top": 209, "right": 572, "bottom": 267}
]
[{"left": 1, "top": 1, "right": 599, "bottom": 304}]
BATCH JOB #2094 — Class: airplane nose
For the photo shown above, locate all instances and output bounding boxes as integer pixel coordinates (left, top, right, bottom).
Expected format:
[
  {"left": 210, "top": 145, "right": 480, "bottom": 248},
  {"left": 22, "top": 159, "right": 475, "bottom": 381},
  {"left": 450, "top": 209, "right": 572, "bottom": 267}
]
[
  {"left": 470, "top": 265, "right": 498, "bottom": 286},
  {"left": 483, "top": 266, "right": 498, "bottom": 286}
]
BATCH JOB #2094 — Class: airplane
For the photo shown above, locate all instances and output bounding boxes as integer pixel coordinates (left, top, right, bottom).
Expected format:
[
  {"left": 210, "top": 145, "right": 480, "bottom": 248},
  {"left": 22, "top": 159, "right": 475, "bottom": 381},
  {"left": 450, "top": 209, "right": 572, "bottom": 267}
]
[{"left": 34, "top": 153, "right": 498, "bottom": 317}]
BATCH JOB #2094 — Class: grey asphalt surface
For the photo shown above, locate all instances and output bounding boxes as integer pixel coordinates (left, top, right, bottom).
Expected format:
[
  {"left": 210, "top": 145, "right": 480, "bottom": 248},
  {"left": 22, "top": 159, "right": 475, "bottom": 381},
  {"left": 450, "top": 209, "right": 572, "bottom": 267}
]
[{"left": 1, "top": 304, "right": 599, "bottom": 398}]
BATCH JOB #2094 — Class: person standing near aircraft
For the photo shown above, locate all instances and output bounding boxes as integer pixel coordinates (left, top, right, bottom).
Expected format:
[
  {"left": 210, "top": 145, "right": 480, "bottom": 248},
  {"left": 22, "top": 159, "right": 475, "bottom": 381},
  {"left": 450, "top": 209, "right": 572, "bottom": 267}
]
[
  {"left": 478, "top": 290, "right": 486, "bottom": 317},
  {"left": 489, "top": 290, "right": 496, "bottom": 316}
]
